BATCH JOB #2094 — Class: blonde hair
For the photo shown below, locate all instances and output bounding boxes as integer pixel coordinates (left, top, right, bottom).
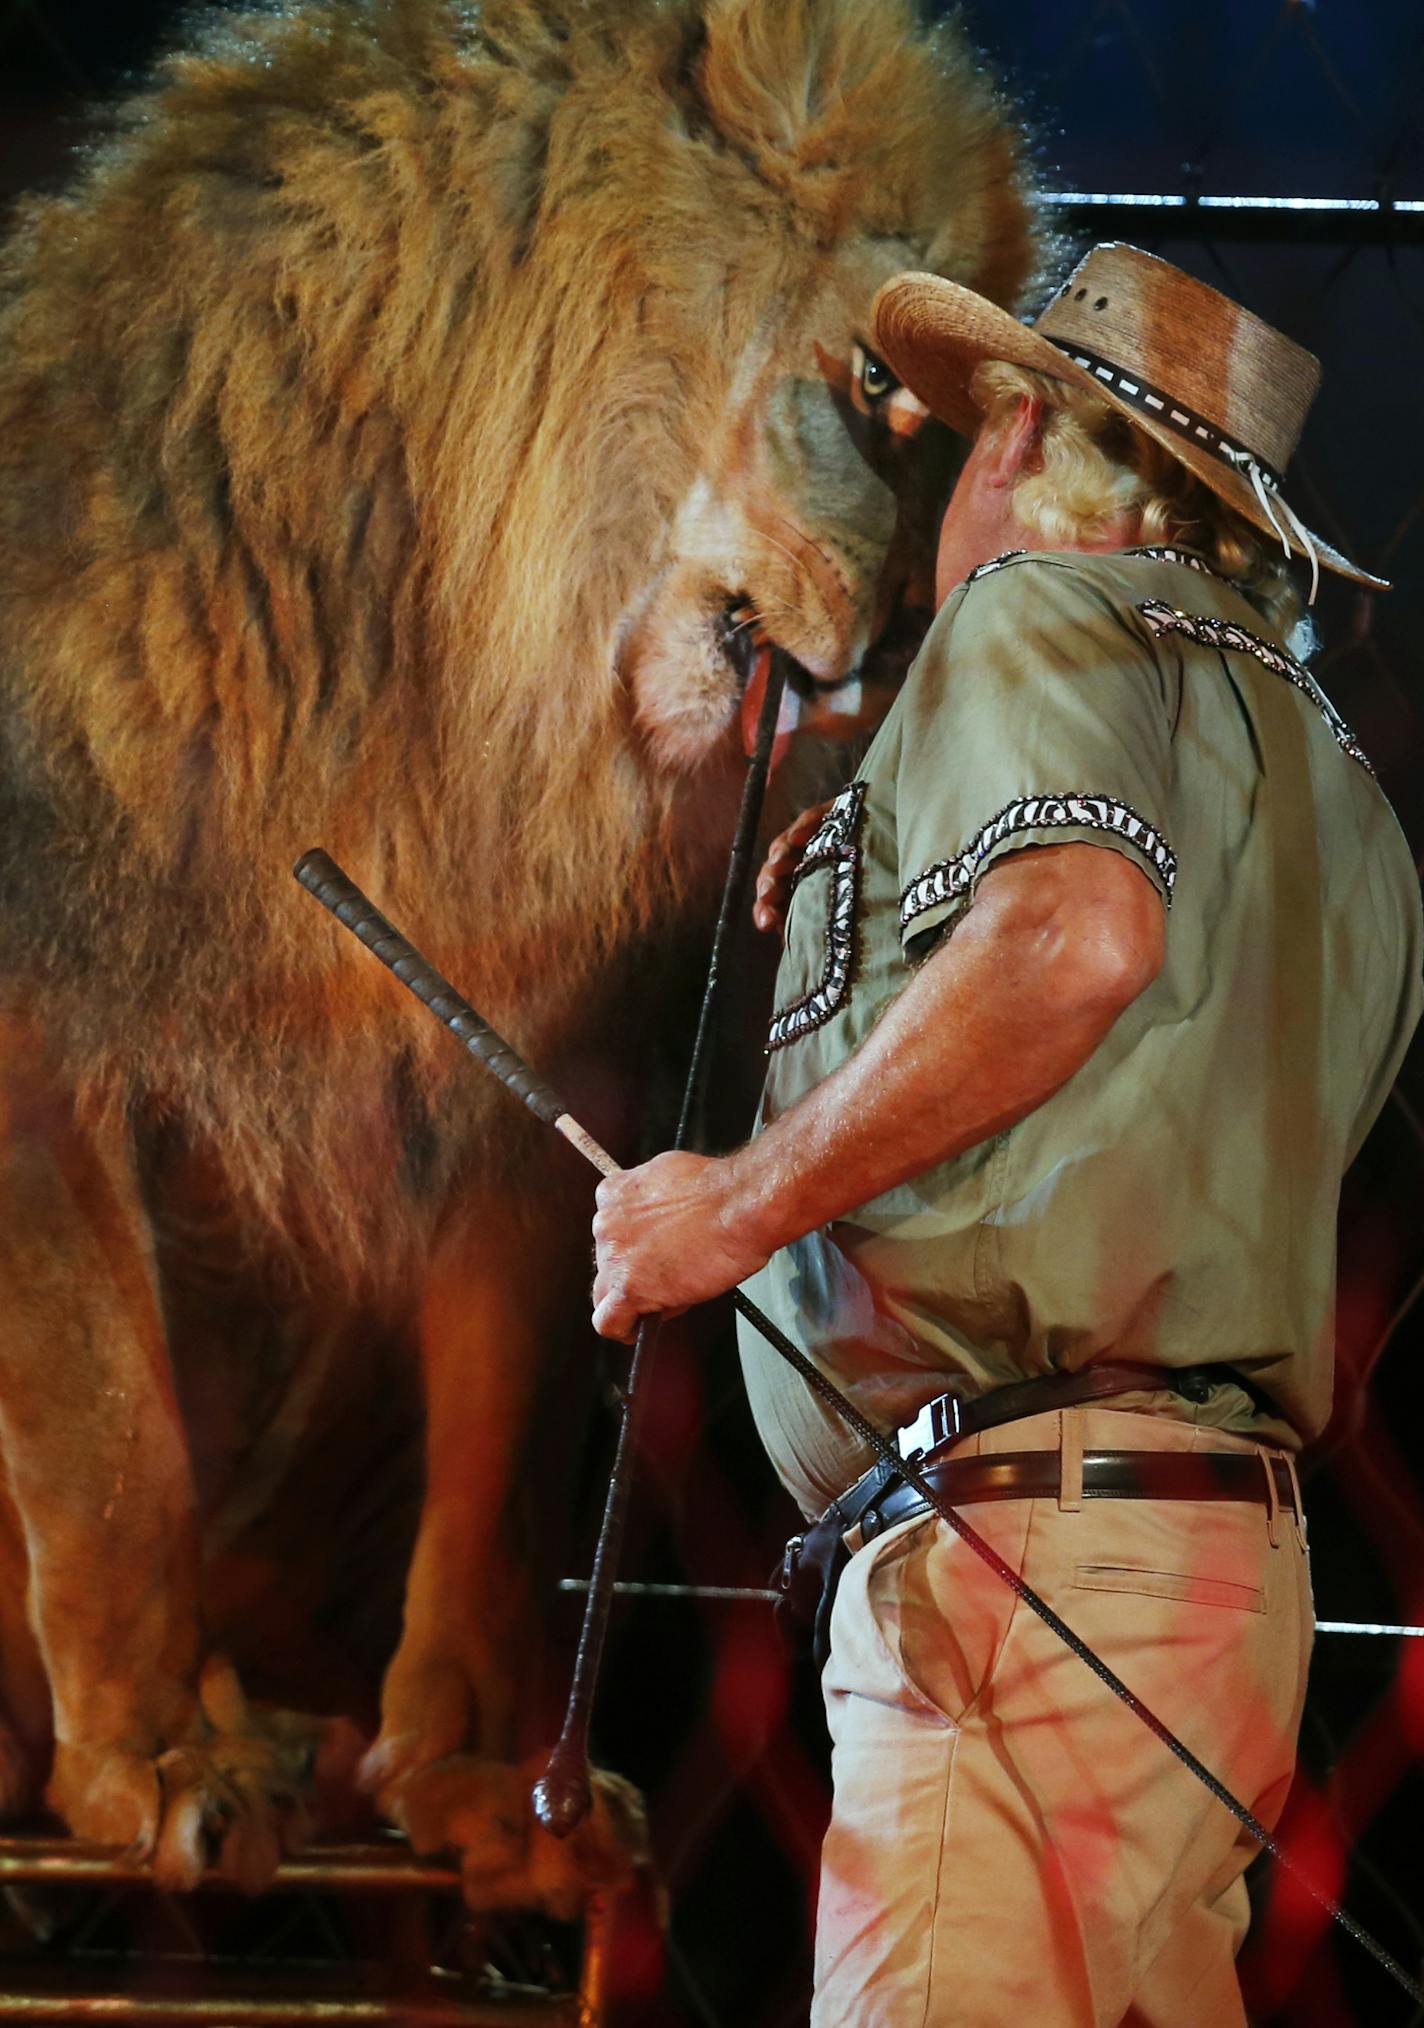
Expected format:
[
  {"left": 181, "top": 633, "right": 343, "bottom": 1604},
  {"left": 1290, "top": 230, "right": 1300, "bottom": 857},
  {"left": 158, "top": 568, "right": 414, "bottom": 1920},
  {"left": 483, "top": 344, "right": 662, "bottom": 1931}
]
[{"left": 969, "top": 360, "right": 1307, "bottom": 643}]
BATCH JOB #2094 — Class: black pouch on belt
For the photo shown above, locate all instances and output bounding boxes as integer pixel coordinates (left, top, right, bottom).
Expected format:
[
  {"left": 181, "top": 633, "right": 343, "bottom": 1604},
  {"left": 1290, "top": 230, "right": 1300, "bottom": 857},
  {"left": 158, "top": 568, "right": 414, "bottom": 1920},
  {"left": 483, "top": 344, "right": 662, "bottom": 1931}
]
[{"left": 773, "top": 1459, "right": 901, "bottom": 1672}]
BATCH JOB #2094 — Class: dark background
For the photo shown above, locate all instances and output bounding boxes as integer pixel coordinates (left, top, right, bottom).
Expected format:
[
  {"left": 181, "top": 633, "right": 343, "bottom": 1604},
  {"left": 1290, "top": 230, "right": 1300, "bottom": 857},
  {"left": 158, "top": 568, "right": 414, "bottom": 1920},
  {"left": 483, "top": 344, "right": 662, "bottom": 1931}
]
[{"left": 2, "top": 3, "right": 1423, "bottom": 2024}]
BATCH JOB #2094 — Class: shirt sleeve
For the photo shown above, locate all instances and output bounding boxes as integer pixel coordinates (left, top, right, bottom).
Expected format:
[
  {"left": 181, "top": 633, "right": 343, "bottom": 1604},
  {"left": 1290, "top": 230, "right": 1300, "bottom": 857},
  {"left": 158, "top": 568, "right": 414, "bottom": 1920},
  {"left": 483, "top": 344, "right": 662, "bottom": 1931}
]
[{"left": 895, "top": 556, "right": 1179, "bottom": 951}]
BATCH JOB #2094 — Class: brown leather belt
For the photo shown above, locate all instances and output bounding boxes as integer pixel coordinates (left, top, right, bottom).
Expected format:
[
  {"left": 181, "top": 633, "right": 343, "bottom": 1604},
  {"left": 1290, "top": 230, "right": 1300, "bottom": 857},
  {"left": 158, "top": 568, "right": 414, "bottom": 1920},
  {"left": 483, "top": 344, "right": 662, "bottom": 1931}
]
[
  {"left": 894, "top": 1359, "right": 1273, "bottom": 1459},
  {"left": 857, "top": 1446, "right": 1299, "bottom": 1546}
]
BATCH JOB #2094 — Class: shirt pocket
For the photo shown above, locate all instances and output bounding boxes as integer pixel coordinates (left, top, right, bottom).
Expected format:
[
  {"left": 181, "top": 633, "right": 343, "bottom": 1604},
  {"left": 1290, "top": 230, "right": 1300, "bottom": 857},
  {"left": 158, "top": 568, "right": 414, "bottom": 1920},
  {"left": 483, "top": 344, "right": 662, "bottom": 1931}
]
[{"left": 1073, "top": 1563, "right": 1266, "bottom": 1614}]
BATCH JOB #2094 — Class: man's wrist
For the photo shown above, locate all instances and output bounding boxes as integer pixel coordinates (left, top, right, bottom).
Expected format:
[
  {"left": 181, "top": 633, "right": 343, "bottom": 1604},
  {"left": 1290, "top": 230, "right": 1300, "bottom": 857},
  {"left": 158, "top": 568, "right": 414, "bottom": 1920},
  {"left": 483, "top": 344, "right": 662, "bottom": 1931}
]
[{"left": 713, "top": 1132, "right": 808, "bottom": 1271}]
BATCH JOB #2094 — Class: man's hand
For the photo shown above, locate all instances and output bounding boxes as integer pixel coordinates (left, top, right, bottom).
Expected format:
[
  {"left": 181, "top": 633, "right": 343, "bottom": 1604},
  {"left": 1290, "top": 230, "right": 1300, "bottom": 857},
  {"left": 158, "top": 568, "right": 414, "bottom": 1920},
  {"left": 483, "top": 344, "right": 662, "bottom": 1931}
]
[
  {"left": 590, "top": 1151, "right": 772, "bottom": 1343},
  {"left": 753, "top": 800, "right": 833, "bottom": 935}
]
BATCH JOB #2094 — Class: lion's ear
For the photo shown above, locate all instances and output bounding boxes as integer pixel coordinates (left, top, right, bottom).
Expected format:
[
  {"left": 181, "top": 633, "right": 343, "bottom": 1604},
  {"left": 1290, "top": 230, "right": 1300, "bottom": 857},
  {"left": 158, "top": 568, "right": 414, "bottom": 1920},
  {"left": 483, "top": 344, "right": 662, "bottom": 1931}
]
[
  {"left": 691, "top": 0, "right": 1039, "bottom": 300},
  {"left": 693, "top": 0, "right": 810, "bottom": 160},
  {"left": 697, "top": 0, "right": 948, "bottom": 161}
]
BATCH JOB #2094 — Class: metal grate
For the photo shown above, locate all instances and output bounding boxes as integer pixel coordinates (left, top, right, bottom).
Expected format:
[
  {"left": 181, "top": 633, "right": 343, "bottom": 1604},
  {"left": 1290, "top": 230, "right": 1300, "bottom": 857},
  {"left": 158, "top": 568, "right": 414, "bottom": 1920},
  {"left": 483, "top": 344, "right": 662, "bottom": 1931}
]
[{"left": 0, "top": 1834, "right": 621, "bottom": 2023}]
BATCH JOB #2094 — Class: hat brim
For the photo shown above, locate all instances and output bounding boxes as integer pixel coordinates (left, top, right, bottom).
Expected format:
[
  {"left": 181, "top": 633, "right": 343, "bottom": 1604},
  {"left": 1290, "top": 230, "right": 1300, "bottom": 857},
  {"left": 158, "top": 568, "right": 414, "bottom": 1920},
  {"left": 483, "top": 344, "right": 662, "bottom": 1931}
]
[{"left": 872, "top": 272, "right": 1387, "bottom": 592}]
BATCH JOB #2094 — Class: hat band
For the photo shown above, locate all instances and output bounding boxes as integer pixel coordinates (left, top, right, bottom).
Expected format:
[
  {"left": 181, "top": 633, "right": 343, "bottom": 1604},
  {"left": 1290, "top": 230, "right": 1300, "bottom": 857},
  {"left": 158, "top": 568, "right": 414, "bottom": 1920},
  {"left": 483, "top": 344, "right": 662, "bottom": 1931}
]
[{"left": 1043, "top": 338, "right": 1285, "bottom": 491}]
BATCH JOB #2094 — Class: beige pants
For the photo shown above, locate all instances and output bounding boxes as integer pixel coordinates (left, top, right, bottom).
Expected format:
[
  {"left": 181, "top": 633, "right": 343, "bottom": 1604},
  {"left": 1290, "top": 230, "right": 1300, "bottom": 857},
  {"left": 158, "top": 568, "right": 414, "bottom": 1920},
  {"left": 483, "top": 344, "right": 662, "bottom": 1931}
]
[{"left": 813, "top": 1406, "right": 1313, "bottom": 2028}]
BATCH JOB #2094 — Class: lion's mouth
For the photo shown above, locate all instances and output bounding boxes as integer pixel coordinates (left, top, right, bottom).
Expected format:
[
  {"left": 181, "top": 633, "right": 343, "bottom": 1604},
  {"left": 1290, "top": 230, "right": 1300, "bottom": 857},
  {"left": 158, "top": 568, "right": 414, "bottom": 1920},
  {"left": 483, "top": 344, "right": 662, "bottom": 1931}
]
[
  {"left": 717, "top": 597, "right": 830, "bottom": 704},
  {"left": 719, "top": 599, "right": 774, "bottom": 692},
  {"left": 718, "top": 596, "right": 931, "bottom": 700}
]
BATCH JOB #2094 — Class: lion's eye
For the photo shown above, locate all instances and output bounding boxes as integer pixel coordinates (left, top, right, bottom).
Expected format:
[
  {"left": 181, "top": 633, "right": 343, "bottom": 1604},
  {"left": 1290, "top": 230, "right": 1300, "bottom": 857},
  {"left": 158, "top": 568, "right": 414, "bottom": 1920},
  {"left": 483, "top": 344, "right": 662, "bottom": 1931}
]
[{"left": 854, "top": 343, "right": 899, "bottom": 404}]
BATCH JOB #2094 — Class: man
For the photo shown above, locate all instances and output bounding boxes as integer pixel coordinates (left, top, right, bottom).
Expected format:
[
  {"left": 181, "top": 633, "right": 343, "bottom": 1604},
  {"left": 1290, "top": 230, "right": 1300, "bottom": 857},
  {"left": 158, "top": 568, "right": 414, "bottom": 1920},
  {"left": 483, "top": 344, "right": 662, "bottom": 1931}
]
[{"left": 590, "top": 245, "right": 1423, "bottom": 2025}]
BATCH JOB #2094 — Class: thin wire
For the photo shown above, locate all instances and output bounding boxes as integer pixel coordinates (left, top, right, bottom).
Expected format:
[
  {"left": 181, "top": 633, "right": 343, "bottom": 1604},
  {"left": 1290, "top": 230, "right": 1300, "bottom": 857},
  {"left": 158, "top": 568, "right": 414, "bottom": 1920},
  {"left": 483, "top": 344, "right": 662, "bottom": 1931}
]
[
  {"left": 1314, "top": 1622, "right": 1424, "bottom": 1638},
  {"left": 557, "top": 1578, "right": 1424, "bottom": 1634},
  {"left": 662, "top": 1922, "right": 728, "bottom": 2028},
  {"left": 558, "top": 1579, "right": 781, "bottom": 1602}
]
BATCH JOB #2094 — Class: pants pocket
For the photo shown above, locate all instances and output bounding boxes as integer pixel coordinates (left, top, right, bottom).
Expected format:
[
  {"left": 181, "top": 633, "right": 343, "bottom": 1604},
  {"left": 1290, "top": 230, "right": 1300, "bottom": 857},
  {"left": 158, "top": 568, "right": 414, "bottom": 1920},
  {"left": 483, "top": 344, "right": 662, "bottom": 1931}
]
[
  {"left": 861, "top": 1503, "right": 1034, "bottom": 1726},
  {"left": 1073, "top": 1563, "right": 1266, "bottom": 1613}
]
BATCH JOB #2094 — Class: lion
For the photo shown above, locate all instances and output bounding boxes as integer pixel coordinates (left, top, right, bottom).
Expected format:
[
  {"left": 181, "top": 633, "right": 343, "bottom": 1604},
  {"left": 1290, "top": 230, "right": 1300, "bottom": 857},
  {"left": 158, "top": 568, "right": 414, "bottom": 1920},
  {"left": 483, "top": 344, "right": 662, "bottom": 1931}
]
[{"left": 0, "top": 0, "right": 1034, "bottom": 1907}]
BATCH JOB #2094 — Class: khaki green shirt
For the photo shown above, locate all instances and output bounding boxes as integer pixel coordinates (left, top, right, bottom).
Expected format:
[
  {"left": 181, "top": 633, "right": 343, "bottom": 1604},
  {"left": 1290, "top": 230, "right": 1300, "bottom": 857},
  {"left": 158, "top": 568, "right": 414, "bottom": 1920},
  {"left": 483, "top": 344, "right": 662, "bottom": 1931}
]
[{"left": 738, "top": 547, "right": 1423, "bottom": 1518}]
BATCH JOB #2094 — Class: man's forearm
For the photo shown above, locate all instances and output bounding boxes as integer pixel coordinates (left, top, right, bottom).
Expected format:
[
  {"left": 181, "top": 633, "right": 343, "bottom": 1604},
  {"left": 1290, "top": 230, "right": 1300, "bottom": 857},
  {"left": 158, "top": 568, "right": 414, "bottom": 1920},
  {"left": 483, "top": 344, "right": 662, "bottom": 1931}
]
[{"left": 720, "top": 842, "right": 1164, "bottom": 1257}]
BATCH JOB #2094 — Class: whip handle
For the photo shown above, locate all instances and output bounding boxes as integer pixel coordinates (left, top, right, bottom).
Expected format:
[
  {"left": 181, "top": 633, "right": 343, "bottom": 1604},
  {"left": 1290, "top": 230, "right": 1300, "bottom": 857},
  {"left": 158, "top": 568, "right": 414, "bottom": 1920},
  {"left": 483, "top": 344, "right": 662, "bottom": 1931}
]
[{"left": 292, "top": 849, "right": 616, "bottom": 1171}]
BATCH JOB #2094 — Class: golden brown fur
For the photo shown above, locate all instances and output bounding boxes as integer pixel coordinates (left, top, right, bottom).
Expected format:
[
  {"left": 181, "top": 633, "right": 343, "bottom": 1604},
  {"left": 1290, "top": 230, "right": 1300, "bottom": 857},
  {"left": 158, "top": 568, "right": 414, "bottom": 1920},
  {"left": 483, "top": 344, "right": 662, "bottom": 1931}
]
[
  {"left": 1, "top": 0, "right": 1031, "bottom": 1288},
  {"left": 0, "top": 0, "right": 1034, "bottom": 1894}
]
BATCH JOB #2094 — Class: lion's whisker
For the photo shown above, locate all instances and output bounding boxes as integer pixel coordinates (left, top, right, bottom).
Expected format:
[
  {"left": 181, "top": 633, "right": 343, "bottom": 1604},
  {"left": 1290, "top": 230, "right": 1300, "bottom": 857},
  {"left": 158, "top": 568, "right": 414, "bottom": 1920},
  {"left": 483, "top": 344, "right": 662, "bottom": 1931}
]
[{"left": 754, "top": 528, "right": 813, "bottom": 580}]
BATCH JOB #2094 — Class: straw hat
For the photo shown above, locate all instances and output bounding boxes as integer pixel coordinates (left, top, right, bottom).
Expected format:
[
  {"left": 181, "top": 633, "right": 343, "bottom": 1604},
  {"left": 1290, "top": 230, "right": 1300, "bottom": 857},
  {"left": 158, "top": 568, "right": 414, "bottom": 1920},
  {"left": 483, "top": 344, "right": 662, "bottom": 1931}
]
[{"left": 871, "top": 243, "right": 1385, "bottom": 594}]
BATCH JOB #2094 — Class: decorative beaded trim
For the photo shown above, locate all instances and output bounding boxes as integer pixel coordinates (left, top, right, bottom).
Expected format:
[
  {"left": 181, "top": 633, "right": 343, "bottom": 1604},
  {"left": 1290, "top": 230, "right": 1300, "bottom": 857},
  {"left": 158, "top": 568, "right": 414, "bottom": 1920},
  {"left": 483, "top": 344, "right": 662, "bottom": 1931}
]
[
  {"left": 788, "top": 780, "right": 866, "bottom": 891},
  {"left": 767, "top": 783, "right": 867, "bottom": 1051},
  {"left": 899, "top": 792, "right": 1177, "bottom": 934},
  {"left": 965, "top": 549, "right": 1028, "bottom": 583},
  {"left": 1046, "top": 339, "right": 1284, "bottom": 487},
  {"left": 1125, "top": 545, "right": 1234, "bottom": 585},
  {"left": 1137, "top": 600, "right": 1375, "bottom": 777},
  {"left": 965, "top": 547, "right": 1234, "bottom": 592}
]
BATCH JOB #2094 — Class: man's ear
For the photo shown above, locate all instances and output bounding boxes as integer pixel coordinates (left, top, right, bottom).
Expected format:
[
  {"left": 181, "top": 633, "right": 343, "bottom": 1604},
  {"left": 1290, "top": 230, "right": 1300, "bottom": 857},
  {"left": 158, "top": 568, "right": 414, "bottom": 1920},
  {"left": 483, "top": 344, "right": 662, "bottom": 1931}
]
[{"left": 982, "top": 393, "right": 1043, "bottom": 489}]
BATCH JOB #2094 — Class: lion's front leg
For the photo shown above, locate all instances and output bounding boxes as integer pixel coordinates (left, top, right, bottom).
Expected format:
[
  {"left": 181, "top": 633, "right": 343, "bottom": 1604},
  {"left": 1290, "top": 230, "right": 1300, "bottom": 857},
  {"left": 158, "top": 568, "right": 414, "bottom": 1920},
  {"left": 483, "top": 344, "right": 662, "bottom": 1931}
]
[
  {"left": 0, "top": 1022, "right": 305, "bottom": 1887},
  {"left": 366, "top": 1187, "right": 559, "bottom": 1790},
  {"left": 367, "top": 1177, "right": 647, "bottom": 1913}
]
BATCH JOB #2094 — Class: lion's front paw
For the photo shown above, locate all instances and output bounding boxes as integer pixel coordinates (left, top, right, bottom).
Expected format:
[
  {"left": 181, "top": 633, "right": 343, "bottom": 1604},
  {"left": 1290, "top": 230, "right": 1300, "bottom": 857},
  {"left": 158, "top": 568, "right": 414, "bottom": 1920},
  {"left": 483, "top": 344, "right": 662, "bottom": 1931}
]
[
  {"left": 47, "top": 1656, "right": 317, "bottom": 1894},
  {"left": 379, "top": 1753, "right": 649, "bottom": 1921},
  {"left": 360, "top": 1654, "right": 478, "bottom": 1797}
]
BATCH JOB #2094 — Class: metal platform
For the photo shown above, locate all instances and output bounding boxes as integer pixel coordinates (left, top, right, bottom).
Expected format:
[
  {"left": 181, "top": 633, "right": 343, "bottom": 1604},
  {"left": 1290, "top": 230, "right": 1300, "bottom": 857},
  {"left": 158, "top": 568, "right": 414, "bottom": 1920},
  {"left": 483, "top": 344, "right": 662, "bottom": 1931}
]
[{"left": 0, "top": 1837, "right": 624, "bottom": 2025}]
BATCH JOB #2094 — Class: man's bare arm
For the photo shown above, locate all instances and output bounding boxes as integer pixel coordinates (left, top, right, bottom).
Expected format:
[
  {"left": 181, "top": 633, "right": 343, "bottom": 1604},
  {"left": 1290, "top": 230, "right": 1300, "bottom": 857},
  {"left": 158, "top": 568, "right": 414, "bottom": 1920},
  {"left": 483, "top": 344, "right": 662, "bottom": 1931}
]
[{"left": 591, "top": 840, "right": 1165, "bottom": 1341}]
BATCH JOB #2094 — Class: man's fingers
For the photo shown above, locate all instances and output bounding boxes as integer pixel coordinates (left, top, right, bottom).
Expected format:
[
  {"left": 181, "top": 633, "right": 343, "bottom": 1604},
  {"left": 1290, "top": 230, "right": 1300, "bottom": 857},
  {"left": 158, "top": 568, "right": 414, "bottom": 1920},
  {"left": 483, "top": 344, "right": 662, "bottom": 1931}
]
[
  {"left": 783, "top": 799, "right": 832, "bottom": 845},
  {"left": 592, "top": 1291, "right": 639, "bottom": 1344},
  {"left": 757, "top": 883, "right": 790, "bottom": 932},
  {"left": 754, "top": 799, "right": 833, "bottom": 932},
  {"left": 763, "top": 809, "right": 819, "bottom": 869},
  {"left": 591, "top": 1291, "right": 686, "bottom": 1342},
  {"left": 591, "top": 1263, "right": 632, "bottom": 1341},
  {"left": 591, "top": 1256, "right": 639, "bottom": 1343},
  {"left": 589, "top": 1147, "right": 730, "bottom": 1336}
]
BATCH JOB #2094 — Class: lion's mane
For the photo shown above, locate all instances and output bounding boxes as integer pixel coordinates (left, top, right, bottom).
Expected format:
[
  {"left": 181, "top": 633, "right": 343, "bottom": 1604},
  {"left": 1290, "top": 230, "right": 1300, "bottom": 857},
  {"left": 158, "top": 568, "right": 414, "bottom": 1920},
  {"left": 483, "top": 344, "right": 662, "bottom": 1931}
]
[{"left": 0, "top": 0, "right": 1032, "bottom": 1290}]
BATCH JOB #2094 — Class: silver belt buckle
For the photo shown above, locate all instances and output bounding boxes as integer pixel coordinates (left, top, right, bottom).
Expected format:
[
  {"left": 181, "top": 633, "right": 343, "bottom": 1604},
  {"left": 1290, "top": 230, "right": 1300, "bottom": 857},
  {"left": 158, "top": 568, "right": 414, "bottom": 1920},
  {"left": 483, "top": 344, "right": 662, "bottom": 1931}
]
[{"left": 896, "top": 1390, "right": 963, "bottom": 1462}]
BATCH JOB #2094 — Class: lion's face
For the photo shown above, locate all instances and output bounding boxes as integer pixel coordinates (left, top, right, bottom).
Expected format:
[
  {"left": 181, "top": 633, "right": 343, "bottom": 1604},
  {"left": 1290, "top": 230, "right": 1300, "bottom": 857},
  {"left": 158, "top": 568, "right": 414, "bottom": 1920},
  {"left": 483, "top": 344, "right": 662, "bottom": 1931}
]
[{"left": 618, "top": 244, "right": 960, "bottom": 772}]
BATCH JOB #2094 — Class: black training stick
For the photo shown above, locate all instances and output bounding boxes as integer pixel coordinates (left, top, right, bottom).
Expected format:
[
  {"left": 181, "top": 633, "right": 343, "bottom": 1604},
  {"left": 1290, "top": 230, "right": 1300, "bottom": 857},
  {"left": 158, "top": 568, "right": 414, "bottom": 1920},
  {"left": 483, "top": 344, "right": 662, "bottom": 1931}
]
[
  {"left": 532, "top": 649, "right": 789, "bottom": 1833},
  {"left": 295, "top": 648, "right": 789, "bottom": 1839}
]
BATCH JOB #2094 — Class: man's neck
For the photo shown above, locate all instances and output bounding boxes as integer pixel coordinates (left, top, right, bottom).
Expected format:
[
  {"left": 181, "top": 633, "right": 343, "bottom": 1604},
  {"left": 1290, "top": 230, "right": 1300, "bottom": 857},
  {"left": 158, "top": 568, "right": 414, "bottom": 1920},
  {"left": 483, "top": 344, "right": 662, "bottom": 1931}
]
[
  {"left": 975, "top": 512, "right": 1143, "bottom": 575},
  {"left": 936, "top": 511, "right": 1141, "bottom": 609}
]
